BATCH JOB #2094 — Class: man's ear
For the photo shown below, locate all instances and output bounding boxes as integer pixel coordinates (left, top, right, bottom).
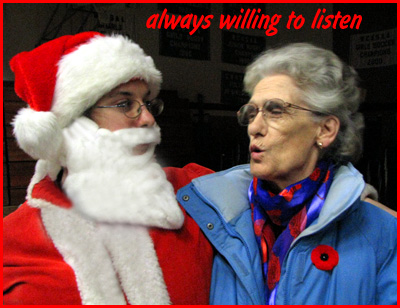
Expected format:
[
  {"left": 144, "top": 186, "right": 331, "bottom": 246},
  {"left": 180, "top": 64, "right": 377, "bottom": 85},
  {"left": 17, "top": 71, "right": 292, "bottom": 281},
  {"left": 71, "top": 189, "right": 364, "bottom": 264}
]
[{"left": 317, "top": 115, "right": 340, "bottom": 148}]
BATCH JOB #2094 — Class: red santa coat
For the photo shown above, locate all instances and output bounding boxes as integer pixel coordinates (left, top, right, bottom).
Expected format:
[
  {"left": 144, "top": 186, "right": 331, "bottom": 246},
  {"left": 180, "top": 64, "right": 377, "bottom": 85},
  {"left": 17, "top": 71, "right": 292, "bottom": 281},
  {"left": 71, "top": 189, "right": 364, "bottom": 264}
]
[{"left": 3, "top": 163, "right": 214, "bottom": 305}]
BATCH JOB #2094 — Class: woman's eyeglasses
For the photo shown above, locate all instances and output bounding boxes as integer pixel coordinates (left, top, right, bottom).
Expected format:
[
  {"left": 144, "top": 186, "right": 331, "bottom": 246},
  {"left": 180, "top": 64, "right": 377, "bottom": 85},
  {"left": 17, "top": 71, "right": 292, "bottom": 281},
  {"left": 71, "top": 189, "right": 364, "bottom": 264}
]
[
  {"left": 95, "top": 98, "right": 164, "bottom": 119},
  {"left": 237, "top": 98, "right": 327, "bottom": 126}
]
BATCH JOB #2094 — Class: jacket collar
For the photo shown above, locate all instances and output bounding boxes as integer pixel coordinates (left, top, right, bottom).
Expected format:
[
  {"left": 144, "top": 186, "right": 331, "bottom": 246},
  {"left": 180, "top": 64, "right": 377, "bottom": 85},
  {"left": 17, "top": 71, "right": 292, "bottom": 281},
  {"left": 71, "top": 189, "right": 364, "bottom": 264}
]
[
  {"left": 191, "top": 164, "right": 253, "bottom": 222},
  {"left": 192, "top": 163, "right": 365, "bottom": 235},
  {"left": 294, "top": 163, "right": 365, "bottom": 241}
]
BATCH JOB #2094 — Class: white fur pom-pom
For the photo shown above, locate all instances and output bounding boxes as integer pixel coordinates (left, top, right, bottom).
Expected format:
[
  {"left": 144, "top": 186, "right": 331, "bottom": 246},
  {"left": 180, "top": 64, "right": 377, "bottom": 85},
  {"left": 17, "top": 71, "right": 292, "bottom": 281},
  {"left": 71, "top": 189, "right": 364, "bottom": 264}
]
[{"left": 12, "top": 108, "right": 63, "bottom": 162}]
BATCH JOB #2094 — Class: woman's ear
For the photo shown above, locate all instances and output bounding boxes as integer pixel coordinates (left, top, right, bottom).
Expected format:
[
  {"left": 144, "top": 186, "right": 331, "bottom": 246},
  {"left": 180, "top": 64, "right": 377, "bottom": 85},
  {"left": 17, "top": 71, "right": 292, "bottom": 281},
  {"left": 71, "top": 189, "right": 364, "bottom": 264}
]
[{"left": 317, "top": 115, "right": 340, "bottom": 148}]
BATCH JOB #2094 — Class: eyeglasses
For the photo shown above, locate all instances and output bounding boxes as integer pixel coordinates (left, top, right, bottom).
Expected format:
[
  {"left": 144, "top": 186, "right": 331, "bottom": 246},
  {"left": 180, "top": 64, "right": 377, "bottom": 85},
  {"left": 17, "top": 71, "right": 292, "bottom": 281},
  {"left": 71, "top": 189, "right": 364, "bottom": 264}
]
[
  {"left": 237, "top": 98, "right": 327, "bottom": 126},
  {"left": 94, "top": 98, "right": 164, "bottom": 119}
]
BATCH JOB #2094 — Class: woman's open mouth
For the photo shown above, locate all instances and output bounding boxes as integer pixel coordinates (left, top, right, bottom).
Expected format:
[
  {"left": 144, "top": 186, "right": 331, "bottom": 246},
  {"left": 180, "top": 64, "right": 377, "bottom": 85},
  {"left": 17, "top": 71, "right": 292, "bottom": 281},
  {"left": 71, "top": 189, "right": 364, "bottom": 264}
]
[{"left": 250, "top": 145, "right": 264, "bottom": 160}]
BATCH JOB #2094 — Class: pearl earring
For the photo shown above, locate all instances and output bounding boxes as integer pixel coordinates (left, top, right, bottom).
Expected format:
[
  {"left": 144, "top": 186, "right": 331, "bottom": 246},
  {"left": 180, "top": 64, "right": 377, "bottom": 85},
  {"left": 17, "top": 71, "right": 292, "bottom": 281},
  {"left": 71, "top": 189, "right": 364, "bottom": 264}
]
[{"left": 317, "top": 142, "right": 323, "bottom": 149}]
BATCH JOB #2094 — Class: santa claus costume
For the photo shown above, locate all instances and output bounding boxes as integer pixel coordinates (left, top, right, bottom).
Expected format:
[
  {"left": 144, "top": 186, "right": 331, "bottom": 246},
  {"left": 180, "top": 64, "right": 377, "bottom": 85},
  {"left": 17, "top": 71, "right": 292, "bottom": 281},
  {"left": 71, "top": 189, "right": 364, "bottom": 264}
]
[{"left": 3, "top": 32, "right": 213, "bottom": 305}]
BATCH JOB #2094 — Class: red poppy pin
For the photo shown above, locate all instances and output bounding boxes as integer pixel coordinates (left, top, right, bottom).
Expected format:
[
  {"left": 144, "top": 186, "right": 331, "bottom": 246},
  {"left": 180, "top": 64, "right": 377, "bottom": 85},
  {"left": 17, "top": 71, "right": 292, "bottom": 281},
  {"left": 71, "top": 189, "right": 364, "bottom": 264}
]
[{"left": 311, "top": 245, "right": 339, "bottom": 271}]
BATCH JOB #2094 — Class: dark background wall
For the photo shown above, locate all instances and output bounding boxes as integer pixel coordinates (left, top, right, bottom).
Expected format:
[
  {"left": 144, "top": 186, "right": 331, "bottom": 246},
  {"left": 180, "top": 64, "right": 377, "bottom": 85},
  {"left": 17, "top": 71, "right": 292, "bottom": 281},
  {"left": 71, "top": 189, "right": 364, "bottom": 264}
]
[
  {"left": 332, "top": 3, "right": 397, "bottom": 208},
  {"left": 3, "top": 3, "right": 397, "bottom": 215}
]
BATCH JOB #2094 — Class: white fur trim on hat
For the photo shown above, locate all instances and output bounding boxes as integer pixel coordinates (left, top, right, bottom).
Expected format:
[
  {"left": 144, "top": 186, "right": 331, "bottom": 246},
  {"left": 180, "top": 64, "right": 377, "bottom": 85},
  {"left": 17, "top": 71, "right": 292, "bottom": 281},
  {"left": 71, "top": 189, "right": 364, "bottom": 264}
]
[
  {"left": 53, "top": 34, "right": 162, "bottom": 127},
  {"left": 12, "top": 107, "right": 63, "bottom": 161}
]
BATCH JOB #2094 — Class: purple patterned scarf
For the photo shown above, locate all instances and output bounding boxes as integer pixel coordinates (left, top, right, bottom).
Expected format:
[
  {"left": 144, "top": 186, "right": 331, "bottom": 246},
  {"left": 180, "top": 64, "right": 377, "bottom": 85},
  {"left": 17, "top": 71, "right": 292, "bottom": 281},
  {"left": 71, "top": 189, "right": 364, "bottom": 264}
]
[{"left": 249, "top": 160, "right": 336, "bottom": 304}]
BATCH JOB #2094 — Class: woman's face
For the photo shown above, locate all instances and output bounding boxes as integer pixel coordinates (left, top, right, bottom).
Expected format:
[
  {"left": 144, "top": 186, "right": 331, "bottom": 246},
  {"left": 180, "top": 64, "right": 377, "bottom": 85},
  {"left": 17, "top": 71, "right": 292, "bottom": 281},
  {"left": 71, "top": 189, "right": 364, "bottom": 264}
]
[
  {"left": 248, "top": 74, "right": 321, "bottom": 190},
  {"left": 89, "top": 80, "right": 155, "bottom": 132}
]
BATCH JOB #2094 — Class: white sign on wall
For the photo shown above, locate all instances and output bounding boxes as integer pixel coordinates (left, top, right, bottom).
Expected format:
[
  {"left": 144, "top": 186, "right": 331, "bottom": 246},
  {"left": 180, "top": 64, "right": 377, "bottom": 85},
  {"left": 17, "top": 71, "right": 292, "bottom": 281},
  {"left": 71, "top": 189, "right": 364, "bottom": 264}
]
[
  {"left": 349, "top": 28, "right": 396, "bottom": 69},
  {"left": 95, "top": 5, "right": 135, "bottom": 39}
]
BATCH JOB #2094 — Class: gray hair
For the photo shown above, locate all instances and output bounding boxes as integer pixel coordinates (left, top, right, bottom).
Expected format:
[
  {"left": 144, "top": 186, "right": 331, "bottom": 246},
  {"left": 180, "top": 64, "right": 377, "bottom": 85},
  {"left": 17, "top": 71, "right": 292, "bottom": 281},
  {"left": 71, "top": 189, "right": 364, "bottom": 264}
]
[{"left": 244, "top": 42, "right": 364, "bottom": 164}]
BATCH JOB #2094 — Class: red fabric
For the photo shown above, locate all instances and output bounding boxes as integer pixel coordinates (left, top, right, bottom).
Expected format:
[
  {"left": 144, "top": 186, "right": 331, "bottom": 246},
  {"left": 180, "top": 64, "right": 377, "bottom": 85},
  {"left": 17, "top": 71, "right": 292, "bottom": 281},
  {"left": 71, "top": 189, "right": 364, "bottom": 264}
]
[
  {"left": 31, "top": 176, "right": 72, "bottom": 208},
  {"left": 3, "top": 203, "right": 83, "bottom": 305},
  {"left": 311, "top": 245, "right": 339, "bottom": 271},
  {"left": 150, "top": 163, "right": 214, "bottom": 305},
  {"left": 3, "top": 163, "right": 214, "bottom": 305},
  {"left": 10, "top": 32, "right": 101, "bottom": 112},
  {"left": 288, "top": 207, "right": 307, "bottom": 238},
  {"left": 280, "top": 183, "right": 302, "bottom": 202}
]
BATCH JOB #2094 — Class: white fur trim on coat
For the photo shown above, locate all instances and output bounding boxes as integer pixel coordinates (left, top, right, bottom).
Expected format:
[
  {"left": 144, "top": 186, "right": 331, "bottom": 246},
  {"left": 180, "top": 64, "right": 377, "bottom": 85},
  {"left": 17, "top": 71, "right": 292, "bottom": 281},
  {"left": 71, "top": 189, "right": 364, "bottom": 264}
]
[{"left": 40, "top": 205, "right": 170, "bottom": 304}]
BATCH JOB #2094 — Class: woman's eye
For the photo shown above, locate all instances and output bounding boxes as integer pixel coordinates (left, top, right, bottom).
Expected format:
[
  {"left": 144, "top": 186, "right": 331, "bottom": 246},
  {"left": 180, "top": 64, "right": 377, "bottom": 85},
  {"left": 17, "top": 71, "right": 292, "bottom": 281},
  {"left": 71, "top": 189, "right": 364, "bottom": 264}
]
[
  {"left": 243, "top": 107, "right": 257, "bottom": 118},
  {"left": 266, "top": 103, "right": 284, "bottom": 115},
  {"left": 248, "top": 110, "right": 258, "bottom": 118},
  {"left": 270, "top": 109, "right": 284, "bottom": 115}
]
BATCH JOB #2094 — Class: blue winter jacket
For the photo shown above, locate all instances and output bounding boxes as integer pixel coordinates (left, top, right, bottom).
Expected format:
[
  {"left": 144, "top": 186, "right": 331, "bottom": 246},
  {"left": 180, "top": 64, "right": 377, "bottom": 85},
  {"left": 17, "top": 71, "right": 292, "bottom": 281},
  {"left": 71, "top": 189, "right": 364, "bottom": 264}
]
[{"left": 178, "top": 163, "right": 397, "bottom": 305}]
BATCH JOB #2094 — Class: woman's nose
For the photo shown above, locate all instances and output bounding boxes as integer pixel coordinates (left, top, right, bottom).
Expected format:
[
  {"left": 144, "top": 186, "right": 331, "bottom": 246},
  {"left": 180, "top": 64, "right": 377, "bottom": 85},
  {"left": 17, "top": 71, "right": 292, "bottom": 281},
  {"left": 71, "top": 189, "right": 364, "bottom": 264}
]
[{"left": 248, "top": 112, "right": 266, "bottom": 137}]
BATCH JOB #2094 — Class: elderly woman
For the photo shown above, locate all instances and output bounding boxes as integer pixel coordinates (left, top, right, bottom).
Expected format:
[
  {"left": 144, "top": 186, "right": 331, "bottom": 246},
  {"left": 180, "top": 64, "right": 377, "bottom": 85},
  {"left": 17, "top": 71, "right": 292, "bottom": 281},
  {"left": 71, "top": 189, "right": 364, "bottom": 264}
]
[{"left": 178, "top": 43, "right": 397, "bottom": 305}]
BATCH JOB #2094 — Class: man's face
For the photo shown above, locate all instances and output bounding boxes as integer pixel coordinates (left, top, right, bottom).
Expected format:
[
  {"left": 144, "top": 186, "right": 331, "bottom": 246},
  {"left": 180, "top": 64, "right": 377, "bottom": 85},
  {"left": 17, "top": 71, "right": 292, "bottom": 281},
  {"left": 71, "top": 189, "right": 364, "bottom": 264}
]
[
  {"left": 89, "top": 80, "right": 156, "bottom": 155},
  {"left": 90, "top": 80, "right": 156, "bottom": 131}
]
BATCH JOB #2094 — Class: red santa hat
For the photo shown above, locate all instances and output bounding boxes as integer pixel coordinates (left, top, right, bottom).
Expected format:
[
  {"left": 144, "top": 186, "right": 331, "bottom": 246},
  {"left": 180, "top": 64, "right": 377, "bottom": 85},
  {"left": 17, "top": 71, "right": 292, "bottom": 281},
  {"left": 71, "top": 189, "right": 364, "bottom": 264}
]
[{"left": 10, "top": 31, "right": 162, "bottom": 162}]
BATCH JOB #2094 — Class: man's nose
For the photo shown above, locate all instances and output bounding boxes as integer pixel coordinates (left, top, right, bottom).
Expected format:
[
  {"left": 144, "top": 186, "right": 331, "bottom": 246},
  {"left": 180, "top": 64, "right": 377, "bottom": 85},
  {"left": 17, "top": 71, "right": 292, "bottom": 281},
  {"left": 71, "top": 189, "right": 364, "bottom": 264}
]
[{"left": 134, "top": 106, "right": 156, "bottom": 128}]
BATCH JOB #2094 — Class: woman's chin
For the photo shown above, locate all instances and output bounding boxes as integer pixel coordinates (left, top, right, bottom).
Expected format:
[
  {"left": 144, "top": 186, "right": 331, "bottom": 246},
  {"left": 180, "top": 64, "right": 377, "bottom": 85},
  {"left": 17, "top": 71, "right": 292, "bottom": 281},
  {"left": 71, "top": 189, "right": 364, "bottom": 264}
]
[{"left": 250, "top": 161, "right": 267, "bottom": 179}]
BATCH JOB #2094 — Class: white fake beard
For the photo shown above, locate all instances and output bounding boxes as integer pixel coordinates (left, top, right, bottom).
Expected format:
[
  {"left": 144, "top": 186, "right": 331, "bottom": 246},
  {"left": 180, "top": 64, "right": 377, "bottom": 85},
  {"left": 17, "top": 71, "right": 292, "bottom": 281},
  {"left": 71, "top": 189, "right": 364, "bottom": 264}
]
[{"left": 61, "top": 117, "right": 184, "bottom": 229}]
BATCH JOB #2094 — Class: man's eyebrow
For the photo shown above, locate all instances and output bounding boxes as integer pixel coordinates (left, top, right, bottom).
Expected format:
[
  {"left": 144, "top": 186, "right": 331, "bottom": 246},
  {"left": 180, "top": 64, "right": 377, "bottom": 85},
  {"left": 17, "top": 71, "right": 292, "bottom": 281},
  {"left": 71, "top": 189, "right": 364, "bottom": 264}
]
[
  {"left": 107, "top": 90, "right": 151, "bottom": 99},
  {"left": 107, "top": 91, "right": 133, "bottom": 98}
]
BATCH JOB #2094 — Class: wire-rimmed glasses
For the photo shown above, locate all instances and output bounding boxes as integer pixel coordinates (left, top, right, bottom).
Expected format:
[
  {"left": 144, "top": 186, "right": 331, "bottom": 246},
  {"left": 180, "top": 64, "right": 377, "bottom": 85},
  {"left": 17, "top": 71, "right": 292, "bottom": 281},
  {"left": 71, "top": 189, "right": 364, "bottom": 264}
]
[
  {"left": 95, "top": 98, "right": 164, "bottom": 119},
  {"left": 237, "top": 98, "right": 327, "bottom": 126}
]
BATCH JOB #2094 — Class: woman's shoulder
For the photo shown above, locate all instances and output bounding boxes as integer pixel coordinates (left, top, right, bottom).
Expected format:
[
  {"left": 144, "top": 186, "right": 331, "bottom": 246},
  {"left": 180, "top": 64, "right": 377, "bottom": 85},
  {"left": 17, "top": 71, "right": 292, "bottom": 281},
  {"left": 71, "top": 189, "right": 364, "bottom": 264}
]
[
  {"left": 363, "top": 197, "right": 396, "bottom": 218},
  {"left": 347, "top": 199, "right": 397, "bottom": 250}
]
